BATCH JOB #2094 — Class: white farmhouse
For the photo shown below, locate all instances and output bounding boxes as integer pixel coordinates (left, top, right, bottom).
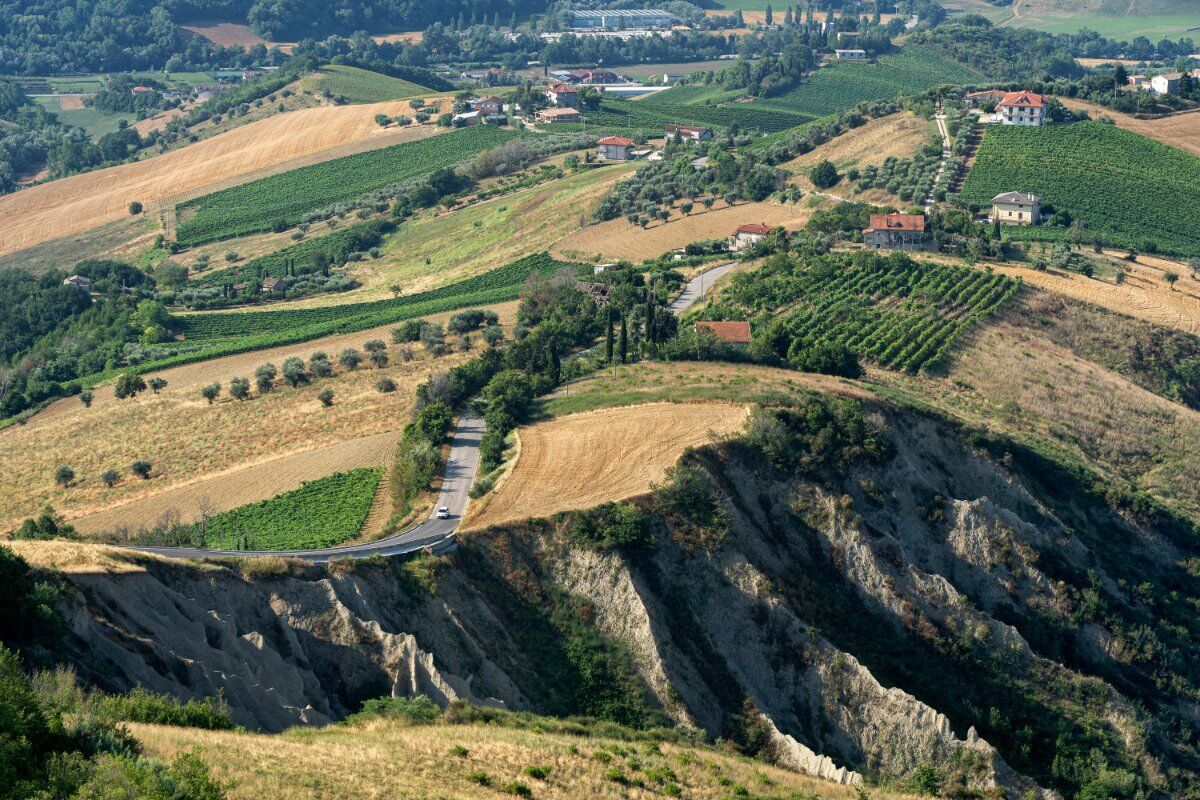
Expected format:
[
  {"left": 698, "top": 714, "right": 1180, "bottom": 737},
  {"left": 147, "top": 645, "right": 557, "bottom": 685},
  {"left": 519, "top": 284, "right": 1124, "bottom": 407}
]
[
  {"left": 990, "top": 192, "right": 1041, "bottom": 226},
  {"left": 997, "top": 90, "right": 1046, "bottom": 126},
  {"left": 1150, "top": 72, "right": 1182, "bottom": 95}
]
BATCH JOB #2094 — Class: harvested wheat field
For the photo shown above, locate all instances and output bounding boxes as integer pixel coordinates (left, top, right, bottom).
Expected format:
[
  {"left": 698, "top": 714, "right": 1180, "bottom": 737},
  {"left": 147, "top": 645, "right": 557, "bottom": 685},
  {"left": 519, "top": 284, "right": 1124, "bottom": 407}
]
[
  {"left": 1057, "top": 98, "right": 1200, "bottom": 158},
  {"left": 993, "top": 259, "right": 1200, "bottom": 336},
  {"left": 70, "top": 430, "right": 399, "bottom": 535},
  {"left": 372, "top": 31, "right": 423, "bottom": 44},
  {"left": 58, "top": 94, "right": 86, "bottom": 110},
  {"left": 0, "top": 330, "right": 504, "bottom": 532},
  {"left": 131, "top": 719, "right": 914, "bottom": 800},
  {"left": 783, "top": 112, "right": 932, "bottom": 189},
  {"left": 8, "top": 539, "right": 160, "bottom": 574},
  {"left": 0, "top": 105, "right": 447, "bottom": 257},
  {"left": 552, "top": 201, "right": 812, "bottom": 262},
  {"left": 132, "top": 106, "right": 186, "bottom": 136},
  {"left": 466, "top": 403, "right": 748, "bottom": 529}
]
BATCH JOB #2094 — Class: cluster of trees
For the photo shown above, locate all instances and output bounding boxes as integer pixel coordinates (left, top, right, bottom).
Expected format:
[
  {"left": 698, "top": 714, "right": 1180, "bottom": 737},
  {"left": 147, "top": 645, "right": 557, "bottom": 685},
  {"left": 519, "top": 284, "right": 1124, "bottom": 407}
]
[
  {"left": 594, "top": 146, "right": 783, "bottom": 225},
  {"left": 0, "top": 264, "right": 171, "bottom": 421},
  {"left": 708, "top": 43, "right": 815, "bottom": 97}
]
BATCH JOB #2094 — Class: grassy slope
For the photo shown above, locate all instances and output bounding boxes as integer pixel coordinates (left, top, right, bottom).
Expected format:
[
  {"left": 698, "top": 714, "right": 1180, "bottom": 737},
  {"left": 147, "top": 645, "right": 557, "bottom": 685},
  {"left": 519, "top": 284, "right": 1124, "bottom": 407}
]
[
  {"left": 301, "top": 65, "right": 430, "bottom": 103},
  {"left": 960, "top": 121, "right": 1200, "bottom": 256},
  {"left": 131, "top": 715, "right": 917, "bottom": 800},
  {"left": 202, "top": 467, "right": 384, "bottom": 550},
  {"left": 175, "top": 126, "right": 522, "bottom": 245}
]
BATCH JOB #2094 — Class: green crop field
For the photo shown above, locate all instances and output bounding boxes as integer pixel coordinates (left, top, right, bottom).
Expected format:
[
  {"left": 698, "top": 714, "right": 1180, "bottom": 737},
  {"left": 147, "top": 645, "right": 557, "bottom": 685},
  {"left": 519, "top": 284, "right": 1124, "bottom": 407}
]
[
  {"left": 30, "top": 97, "right": 129, "bottom": 138},
  {"left": 175, "top": 126, "right": 521, "bottom": 246},
  {"left": 960, "top": 121, "right": 1200, "bottom": 257},
  {"left": 745, "top": 48, "right": 983, "bottom": 118},
  {"left": 718, "top": 252, "right": 1019, "bottom": 372},
  {"left": 202, "top": 468, "right": 384, "bottom": 550},
  {"left": 555, "top": 96, "right": 811, "bottom": 136},
  {"left": 302, "top": 64, "right": 431, "bottom": 103}
]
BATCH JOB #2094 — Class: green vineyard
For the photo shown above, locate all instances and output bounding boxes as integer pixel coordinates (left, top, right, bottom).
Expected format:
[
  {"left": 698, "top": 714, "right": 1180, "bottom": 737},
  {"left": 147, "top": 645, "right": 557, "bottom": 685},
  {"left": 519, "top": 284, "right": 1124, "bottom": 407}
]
[
  {"left": 960, "top": 121, "right": 1200, "bottom": 257},
  {"left": 202, "top": 468, "right": 384, "bottom": 551},
  {"left": 175, "top": 126, "right": 521, "bottom": 246},
  {"left": 721, "top": 252, "right": 1019, "bottom": 373},
  {"left": 555, "top": 97, "right": 812, "bottom": 136},
  {"left": 745, "top": 48, "right": 982, "bottom": 118}
]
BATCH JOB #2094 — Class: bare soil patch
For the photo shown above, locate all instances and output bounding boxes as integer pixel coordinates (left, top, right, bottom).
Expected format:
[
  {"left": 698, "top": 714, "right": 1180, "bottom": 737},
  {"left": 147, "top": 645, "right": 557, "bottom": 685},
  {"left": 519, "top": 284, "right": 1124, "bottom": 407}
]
[
  {"left": 465, "top": 402, "right": 748, "bottom": 530},
  {"left": 58, "top": 94, "right": 86, "bottom": 110},
  {"left": 178, "top": 22, "right": 267, "bottom": 48},
  {"left": 552, "top": 201, "right": 812, "bottom": 262},
  {"left": 0, "top": 104, "right": 447, "bottom": 257}
]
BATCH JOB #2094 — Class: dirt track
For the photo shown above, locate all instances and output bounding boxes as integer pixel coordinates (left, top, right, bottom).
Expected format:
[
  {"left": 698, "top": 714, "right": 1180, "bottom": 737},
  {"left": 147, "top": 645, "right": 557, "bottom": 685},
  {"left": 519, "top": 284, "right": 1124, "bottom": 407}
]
[
  {"left": 465, "top": 402, "right": 747, "bottom": 529},
  {"left": 0, "top": 105, "right": 445, "bottom": 256}
]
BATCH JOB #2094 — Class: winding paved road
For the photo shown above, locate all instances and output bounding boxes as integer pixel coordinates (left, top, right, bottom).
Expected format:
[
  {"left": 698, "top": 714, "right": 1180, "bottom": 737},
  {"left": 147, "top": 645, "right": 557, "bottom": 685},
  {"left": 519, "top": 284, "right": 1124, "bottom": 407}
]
[{"left": 124, "top": 263, "right": 732, "bottom": 562}]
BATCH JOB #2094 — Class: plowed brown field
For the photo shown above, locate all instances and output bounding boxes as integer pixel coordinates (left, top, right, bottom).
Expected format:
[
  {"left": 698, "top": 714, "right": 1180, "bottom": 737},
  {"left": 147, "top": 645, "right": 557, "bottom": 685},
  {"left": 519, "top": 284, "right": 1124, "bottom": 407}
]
[
  {"left": 551, "top": 201, "right": 812, "bottom": 262},
  {"left": 0, "top": 105, "right": 447, "bottom": 256},
  {"left": 465, "top": 402, "right": 747, "bottom": 529}
]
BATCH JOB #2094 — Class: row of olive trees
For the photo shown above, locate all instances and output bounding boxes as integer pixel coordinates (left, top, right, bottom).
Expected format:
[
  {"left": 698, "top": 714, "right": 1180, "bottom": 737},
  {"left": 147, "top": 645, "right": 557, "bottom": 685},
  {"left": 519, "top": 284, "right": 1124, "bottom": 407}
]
[{"left": 54, "top": 459, "right": 153, "bottom": 489}]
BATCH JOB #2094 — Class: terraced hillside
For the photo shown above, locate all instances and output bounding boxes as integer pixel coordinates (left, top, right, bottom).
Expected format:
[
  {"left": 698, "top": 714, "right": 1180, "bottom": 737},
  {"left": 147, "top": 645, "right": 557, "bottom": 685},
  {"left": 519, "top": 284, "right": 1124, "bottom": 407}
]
[{"left": 961, "top": 121, "right": 1200, "bottom": 256}]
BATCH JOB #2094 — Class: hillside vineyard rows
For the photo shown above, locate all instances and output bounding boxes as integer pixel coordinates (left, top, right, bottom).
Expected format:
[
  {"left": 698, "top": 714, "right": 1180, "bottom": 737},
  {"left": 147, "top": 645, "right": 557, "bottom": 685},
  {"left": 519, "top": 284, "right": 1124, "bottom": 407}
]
[
  {"left": 175, "top": 126, "right": 521, "bottom": 245},
  {"left": 961, "top": 121, "right": 1200, "bottom": 257}
]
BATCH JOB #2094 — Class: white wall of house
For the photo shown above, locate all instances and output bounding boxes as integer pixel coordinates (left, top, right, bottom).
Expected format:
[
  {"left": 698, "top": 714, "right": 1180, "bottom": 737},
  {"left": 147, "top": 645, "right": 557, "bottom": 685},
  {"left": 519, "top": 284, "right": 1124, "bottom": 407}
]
[
  {"left": 991, "top": 200, "right": 1041, "bottom": 225},
  {"left": 1000, "top": 105, "right": 1045, "bottom": 126}
]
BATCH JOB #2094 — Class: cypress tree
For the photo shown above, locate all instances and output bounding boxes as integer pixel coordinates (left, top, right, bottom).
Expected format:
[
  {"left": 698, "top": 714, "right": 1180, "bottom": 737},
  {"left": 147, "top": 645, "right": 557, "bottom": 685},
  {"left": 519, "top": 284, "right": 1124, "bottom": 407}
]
[
  {"left": 645, "top": 285, "right": 656, "bottom": 344},
  {"left": 606, "top": 308, "right": 615, "bottom": 362},
  {"left": 509, "top": 11, "right": 517, "bottom": 29},
  {"left": 619, "top": 316, "right": 628, "bottom": 364}
]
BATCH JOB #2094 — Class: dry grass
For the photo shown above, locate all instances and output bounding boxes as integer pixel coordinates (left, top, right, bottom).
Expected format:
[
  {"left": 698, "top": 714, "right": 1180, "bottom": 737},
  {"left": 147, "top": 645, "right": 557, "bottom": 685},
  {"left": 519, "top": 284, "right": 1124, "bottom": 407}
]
[
  {"left": 466, "top": 403, "right": 748, "bottom": 529},
  {"left": 7, "top": 539, "right": 158, "bottom": 574},
  {"left": 131, "top": 718, "right": 908, "bottom": 800},
  {"left": 0, "top": 310, "right": 513, "bottom": 533},
  {"left": 782, "top": 112, "right": 933, "bottom": 191},
  {"left": 870, "top": 291, "right": 1200, "bottom": 518},
  {"left": 0, "top": 104, "right": 447, "bottom": 257},
  {"left": 552, "top": 201, "right": 812, "bottom": 263},
  {"left": 990, "top": 256, "right": 1200, "bottom": 335},
  {"left": 58, "top": 94, "right": 86, "bottom": 111},
  {"left": 1057, "top": 98, "right": 1200, "bottom": 158}
]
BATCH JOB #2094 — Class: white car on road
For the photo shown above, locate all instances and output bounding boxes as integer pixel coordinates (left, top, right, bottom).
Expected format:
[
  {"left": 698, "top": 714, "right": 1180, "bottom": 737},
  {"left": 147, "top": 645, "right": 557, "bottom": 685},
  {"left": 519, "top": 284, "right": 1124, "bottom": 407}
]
[{"left": 436, "top": 507, "right": 451, "bottom": 519}]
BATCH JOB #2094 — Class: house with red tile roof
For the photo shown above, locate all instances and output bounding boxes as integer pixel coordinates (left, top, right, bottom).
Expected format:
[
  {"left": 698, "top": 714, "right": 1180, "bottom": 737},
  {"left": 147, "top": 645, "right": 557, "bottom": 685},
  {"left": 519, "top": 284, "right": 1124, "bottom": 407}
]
[
  {"left": 998, "top": 90, "right": 1046, "bottom": 126},
  {"left": 732, "top": 222, "right": 773, "bottom": 250},
  {"left": 547, "top": 84, "right": 579, "bottom": 107},
  {"left": 597, "top": 135, "right": 635, "bottom": 160},
  {"left": 666, "top": 123, "right": 713, "bottom": 142},
  {"left": 696, "top": 321, "right": 752, "bottom": 346},
  {"left": 864, "top": 214, "right": 930, "bottom": 251}
]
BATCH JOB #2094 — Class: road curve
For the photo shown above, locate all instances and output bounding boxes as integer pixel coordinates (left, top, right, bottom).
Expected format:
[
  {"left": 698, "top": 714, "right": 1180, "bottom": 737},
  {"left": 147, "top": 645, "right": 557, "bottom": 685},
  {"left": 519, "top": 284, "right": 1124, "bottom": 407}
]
[{"left": 124, "top": 261, "right": 734, "bottom": 562}]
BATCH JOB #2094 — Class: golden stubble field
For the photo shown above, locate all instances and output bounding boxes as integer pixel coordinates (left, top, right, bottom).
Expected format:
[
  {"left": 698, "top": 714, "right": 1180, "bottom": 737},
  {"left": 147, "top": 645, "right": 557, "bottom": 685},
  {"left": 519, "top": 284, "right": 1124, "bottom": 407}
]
[
  {"left": 552, "top": 200, "right": 813, "bottom": 262},
  {"left": 465, "top": 402, "right": 748, "bottom": 529},
  {"left": 0, "top": 103, "right": 447, "bottom": 257},
  {"left": 0, "top": 302, "right": 519, "bottom": 534},
  {"left": 130, "top": 719, "right": 919, "bottom": 800}
]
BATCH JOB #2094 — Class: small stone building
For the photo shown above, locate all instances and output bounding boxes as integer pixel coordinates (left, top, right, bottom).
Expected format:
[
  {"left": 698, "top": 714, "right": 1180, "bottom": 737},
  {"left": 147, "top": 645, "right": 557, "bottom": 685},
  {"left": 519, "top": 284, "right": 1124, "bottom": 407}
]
[{"left": 990, "top": 192, "right": 1041, "bottom": 226}]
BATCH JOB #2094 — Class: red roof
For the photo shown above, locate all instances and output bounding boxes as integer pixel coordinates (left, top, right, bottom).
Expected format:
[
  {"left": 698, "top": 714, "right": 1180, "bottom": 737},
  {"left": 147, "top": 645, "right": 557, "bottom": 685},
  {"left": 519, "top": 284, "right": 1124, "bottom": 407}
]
[
  {"left": 549, "top": 83, "right": 577, "bottom": 93},
  {"left": 597, "top": 135, "right": 634, "bottom": 146},
  {"left": 998, "top": 90, "right": 1045, "bottom": 109},
  {"left": 696, "top": 321, "right": 752, "bottom": 344},
  {"left": 666, "top": 123, "right": 709, "bottom": 133},
  {"left": 868, "top": 214, "right": 925, "bottom": 232},
  {"left": 734, "top": 223, "right": 772, "bottom": 236}
]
